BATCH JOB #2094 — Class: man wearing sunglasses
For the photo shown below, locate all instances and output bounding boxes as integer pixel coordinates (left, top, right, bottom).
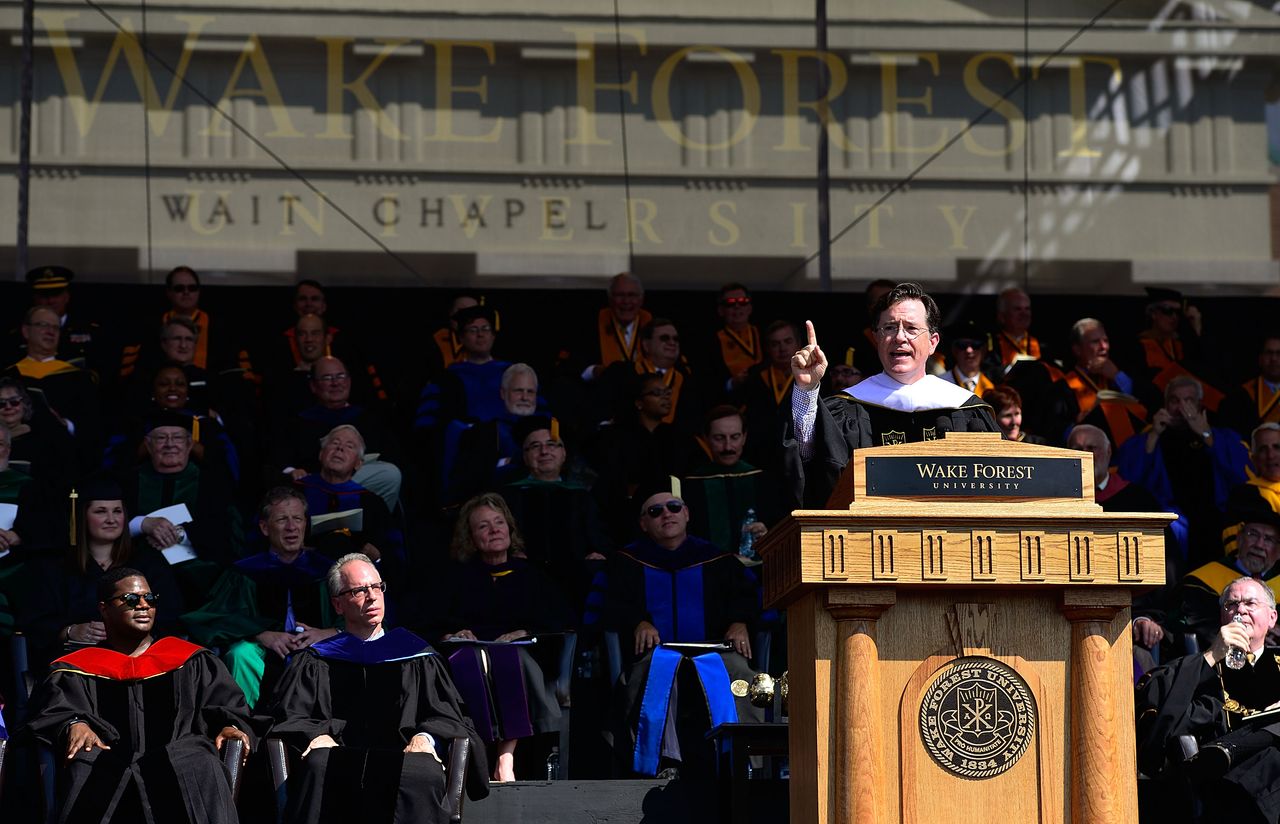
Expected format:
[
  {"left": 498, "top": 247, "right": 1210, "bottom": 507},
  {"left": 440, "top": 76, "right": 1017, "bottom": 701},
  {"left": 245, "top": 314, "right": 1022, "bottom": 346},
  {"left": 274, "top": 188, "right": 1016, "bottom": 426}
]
[
  {"left": 606, "top": 484, "right": 762, "bottom": 778},
  {"left": 1131, "top": 285, "right": 1225, "bottom": 414},
  {"left": 22, "top": 567, "right": 256, "bottom": 824},
  {"left": 712, "top": 283, "right": 762, "bottom": 391},
  {"left": 786, "top": 281, "right": 999, "bottom": 508},
  {"left": 266, "top": 553, "right": 489, "bottom": 824}
]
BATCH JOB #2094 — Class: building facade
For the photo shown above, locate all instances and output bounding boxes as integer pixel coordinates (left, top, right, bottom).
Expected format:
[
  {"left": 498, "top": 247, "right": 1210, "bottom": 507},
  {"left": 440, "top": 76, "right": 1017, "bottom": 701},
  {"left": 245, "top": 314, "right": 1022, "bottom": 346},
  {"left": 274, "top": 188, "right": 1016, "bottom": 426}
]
[{"left": 1, "top": 0, "right": 1278, "bottom": 293}]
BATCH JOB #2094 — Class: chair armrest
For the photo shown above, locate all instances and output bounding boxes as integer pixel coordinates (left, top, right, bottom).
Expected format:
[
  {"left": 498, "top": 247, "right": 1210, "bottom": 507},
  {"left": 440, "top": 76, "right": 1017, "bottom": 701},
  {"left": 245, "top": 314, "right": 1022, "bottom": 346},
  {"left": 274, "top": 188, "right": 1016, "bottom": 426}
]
[
  {"left": 266, "top": 738, "right": 289, "bottom": 791},
  {"left": 219, "top": 738, "right": 245, "bottom": 800},
  {"left": 1177, "top": 735, "right": 1200, "bottom": 762},
  {"left": 447, "top": 736, "right": 470, "bottom": 823}
]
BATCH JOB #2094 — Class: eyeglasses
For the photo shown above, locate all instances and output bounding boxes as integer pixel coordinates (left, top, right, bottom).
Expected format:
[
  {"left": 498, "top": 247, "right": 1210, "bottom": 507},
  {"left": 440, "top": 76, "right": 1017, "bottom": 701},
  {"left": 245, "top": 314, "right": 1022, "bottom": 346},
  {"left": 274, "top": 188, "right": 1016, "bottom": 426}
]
[
  {"left": 463, "top": 325, "right": 493, "bottom": 335},
  {"left": 0, "top": 398, "right": 23, "bottom": 409},
  {"left": 168, "top": 284, "right": 200, "bottom": 294},
  {"left": 523, "top": 439, "right": 564, "bottom": 452},
  {"left": 1224, "top": 597, "right": 1267, "bottom": 612},
  {"left": 655, "top": 334, "right": 679, "bottom": 343},
  {"left": 313, "top": 372, "right": 349, "bottom": 384},
  {"left": 148, "top": 432, "right": 191, "bottom": 444},
  {"left": 876, "top": 322, "right": 930, "bottom": 340},
  {"left": 1242, "top": 528, "right": 1279, "bottom": 547},
  {"left": 25, "top": 321, "right": 59, "bottom": 332},
  {"left": 645, "top": 500, "right": 685, "bottom": 518},
  {"left": 952, "top": 339, "right": 982, "bottom": 350},
  {"left": 111, "top": 592, "right": 160, "bottom": 608},
  {"left": 720, "top": 297, "right": 751, "bottom": 307},
  {"left": 337, "top": 581, "right": 386, "bottom": 600}
]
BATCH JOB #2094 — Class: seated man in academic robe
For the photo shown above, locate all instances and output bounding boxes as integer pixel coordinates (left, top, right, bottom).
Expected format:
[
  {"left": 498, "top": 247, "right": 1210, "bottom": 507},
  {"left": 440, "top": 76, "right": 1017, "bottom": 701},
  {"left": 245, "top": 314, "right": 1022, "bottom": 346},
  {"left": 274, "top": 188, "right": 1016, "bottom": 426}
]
[
  {"left": 1173, "top": 511, "right": 1280, "bottom": 652},
  {"left": 21, "top": 567, "right": 255, "bottom": 824},
  {"left": 1221, "top": 336, "right": 1280, "bottom": 440},
  {"left": 183, "top": 487, "right": 339, "bottom": 709},
  {"left": 499, "top": 415, "right": 612, "bottom": 609},
  {"left": 784, "top": 282, "right": 999, "bottom": 508},
  {"left": 272, "top": 355, "right": 405, "bottom": 512},
  {"left": 681, "top": 406, "right": 781, "bottom": 556},
  {"left": 264, "top": 553, "right": 488, "bottom": 824},
  {"left": 442, "top": 362, "right": 546, "bottom": 506},
  {"left": 1223, "top": 423, "right": 1280, "bottom": 556},
  {"left": 606, "top": 482, "right": 763, "bottom": 778},
  {"left": 1136, "top": 577, "right": 1280, "bottom": 822},
  {"left": 987, "top": 287, "right": 1046, "bottom": 369},
  {"left": 1063, "top": 317, "right": 1150, "bottom": 449},
  {"left": 121, "top": 411, "right": 241, "bottom": 606},
  {"left": 5, "top": 304, "right": 101, "bottom": 472},
  {"left": 1127, "top": 286, "right": 1225, "bottom": 413},
  {"left": 708, "top": 283, "right": 763, "bottom": 394},
  {"left": 293, "top": 425, "right": 403, "bottom": 576},
  {"left": 1117, "top": 375, "right": 1249, "bottom": 569},
  {"left": 737, "top": 320, "right": 801, "bottom": 473},
  {"left": 586, "top": 372, "right": 698, "bottom": 546},
  {"left": 595, "top": 318, "right": 707, "bottom": 438}
]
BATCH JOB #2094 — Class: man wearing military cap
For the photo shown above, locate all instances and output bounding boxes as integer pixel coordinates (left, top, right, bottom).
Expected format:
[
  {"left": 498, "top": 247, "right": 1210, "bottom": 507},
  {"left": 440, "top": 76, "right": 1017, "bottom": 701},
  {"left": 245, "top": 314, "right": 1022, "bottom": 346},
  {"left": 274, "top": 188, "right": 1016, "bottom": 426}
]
[{"left": 5, "top": 265, "right": 101, "bottom": 375}]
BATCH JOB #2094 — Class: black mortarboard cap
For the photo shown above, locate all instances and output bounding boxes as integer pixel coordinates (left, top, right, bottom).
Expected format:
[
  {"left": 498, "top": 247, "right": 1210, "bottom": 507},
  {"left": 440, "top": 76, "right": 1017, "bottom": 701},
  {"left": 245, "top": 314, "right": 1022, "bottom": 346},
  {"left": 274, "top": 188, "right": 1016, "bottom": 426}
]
[
  {"left": 143, "top": 410, "right": 194, "bottom": 434},
  {"left": 1144, "top": 286, "right": 1183, "bottom": 304},
  {"left": 634, "top": 475, "right": 683, "bottom": 514},
  {"left": 514, "top": 415, "right": 561, "bottom": 448}
]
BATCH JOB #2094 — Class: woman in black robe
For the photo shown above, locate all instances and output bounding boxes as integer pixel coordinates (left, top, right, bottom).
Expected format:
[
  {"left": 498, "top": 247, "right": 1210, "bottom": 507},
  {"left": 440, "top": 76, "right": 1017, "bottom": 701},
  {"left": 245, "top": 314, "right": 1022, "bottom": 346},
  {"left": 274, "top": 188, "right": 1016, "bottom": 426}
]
[
  {"left": 23, "top": 478, "right": 183, "bottom": 672},
  {"left": 431, "top": 492, "right": 571, "bottom": 782},
  {"left": 0, "top": 376, "right": 77, "bottom": 490}
]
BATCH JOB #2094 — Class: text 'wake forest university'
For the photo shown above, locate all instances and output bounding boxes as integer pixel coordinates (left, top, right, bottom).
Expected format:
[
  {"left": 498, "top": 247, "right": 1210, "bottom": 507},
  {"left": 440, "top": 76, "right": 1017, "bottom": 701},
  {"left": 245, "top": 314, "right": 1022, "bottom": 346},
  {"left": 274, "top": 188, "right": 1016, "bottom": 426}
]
[{"left": 36, "top": 11, "right": 1121, "bottom": 161}]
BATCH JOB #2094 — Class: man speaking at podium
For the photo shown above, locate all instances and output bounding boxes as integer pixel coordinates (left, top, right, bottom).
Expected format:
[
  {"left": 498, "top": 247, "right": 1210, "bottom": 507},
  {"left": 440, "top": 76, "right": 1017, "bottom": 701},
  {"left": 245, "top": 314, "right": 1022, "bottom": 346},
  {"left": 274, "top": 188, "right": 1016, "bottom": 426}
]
[{"left": 784, "top": 282, "right": 998, "bottom": 507}]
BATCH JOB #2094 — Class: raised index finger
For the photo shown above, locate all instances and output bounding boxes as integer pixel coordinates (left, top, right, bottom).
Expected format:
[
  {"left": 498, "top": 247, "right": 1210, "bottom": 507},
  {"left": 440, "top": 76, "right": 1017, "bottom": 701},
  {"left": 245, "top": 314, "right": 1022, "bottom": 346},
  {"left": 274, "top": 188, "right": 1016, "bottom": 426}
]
[{"left": 806, "top": 320, "right": 818, "bottom": 347}]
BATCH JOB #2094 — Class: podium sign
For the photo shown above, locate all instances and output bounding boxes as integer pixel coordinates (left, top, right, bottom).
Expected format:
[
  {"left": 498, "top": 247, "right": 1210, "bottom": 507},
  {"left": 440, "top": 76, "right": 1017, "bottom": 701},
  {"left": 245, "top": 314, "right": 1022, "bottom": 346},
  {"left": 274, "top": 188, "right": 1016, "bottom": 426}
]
[{"left": 758, "top": 433, "right": 1173, "bottom": 824}]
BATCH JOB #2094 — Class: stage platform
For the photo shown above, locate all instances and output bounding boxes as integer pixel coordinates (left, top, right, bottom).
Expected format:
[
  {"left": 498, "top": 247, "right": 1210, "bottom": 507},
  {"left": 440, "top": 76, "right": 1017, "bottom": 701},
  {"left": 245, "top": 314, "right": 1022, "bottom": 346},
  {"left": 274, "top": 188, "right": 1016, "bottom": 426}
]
[{"left": 466, "top": 778, "right": 788, "bottom": 824}]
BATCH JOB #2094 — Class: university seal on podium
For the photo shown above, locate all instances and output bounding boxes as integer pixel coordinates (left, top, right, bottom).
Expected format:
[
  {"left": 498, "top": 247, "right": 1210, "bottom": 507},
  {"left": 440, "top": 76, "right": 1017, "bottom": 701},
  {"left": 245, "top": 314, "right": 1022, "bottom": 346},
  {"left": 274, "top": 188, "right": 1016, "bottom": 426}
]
[{"left": 918, "top": 656, "right": 1036, "bottom": 780}]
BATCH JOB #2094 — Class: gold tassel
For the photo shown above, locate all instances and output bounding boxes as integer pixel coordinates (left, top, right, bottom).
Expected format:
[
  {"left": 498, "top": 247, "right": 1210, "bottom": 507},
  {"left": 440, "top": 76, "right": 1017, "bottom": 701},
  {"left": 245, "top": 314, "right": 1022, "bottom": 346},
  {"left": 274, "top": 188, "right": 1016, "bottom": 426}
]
[
  {"left": 550, "top": 417, "right": 560, "bottom": 442},
  {"left": 670, "top": 475, "right": 682, "bottom": 500},
  {"left": 844, "top": 347, "right": 854, "bottom": 367},
  {"left": 68, "top": 488, "right": 79, "bottom": 545},
  {"left": 191, "top": 417, "right": 201, "bottom": 442}
]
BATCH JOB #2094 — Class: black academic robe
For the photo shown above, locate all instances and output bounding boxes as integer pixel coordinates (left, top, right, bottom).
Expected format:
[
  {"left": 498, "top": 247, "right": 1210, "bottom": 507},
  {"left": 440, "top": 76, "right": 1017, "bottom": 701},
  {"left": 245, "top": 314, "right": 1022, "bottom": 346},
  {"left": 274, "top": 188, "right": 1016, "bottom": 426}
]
[
  {"left": 605, "top": 536, "right": 760, "bottom": 658},
  {"left": 781, "top": 386, "right": 999, "bottom": 509},
  {"left": 265, "top": 629, "right": 489, "bottom": 824},
  {"left": 499, "top": 478, "right": 613, "bottom": 606},
  {"left": 430, "top": 557, "right": 572, "bottom": 740},
  {"left": 8, "top": 411, "right": 78, "bottom": 491},
  {"left": 681, "top": 459, "right": 783, "bottom": 556},
  {"left": 21, "top": 637, "right": 257, "bottom": 824},
  {"left": 4, "top": 360, "right": 102, "bottom": 473},
  {"left": 1136, "top": 650, "right": 1280, "bottom": 822},
  {"left": 604, "top": 536, "right": 763, "bottom": 776},
  {"left": 585, "top": 419, "right": 698, "bottom": 546}
]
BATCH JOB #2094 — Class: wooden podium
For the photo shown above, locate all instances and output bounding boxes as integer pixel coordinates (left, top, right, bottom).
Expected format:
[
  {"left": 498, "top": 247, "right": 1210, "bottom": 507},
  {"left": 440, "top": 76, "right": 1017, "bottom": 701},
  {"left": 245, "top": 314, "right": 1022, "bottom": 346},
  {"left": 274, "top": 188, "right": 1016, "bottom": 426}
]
[{"left": 758, "top": 434, "right": 1173, "bottom": 824}]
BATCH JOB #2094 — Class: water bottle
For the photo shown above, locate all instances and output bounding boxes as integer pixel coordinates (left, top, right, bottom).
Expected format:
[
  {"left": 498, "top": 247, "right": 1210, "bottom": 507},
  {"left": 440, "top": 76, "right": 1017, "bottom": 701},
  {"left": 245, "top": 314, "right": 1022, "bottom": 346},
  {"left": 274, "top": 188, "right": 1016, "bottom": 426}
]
[
  {"left": 545, "top": 746, "right": 561, "bottom": 781},
  {"left": 1226, "top": 613, "right": 1248, "bottom": 670},
  {"left": 739, "top": 508, "right": 758, "bottom": 560}
]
